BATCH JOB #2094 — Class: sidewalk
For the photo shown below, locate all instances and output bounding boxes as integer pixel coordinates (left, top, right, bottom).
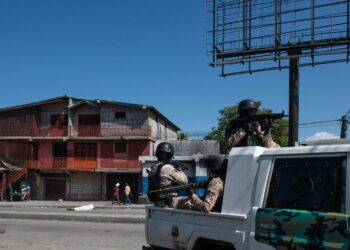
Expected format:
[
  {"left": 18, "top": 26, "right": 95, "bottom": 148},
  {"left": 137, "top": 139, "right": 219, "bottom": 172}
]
[
  {"left": 0, "top": 200, "right": 146, "bottom": 209},
  {"left": 0, "top": 200, "right": 148, "bottom": 224}
]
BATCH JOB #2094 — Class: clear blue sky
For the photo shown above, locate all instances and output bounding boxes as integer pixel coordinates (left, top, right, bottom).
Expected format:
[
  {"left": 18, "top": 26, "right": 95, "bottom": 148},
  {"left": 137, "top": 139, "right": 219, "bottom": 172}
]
[{"left": 0, "top": 0, "right": 349, "bottom": 141}]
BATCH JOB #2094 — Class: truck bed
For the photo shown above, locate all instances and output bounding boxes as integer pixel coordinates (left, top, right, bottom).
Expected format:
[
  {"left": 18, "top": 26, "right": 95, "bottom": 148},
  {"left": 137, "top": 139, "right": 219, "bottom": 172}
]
[{"left": 145, "top": 206, "right": 248, "bottom": 250}]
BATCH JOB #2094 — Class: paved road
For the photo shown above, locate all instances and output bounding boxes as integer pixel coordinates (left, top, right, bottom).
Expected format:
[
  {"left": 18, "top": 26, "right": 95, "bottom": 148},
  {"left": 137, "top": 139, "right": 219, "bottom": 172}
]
[
  {"left": 0, "top": 203, "right": 147, "bottom": 223},
  {"left": 0, "top": 218, "right": 146, "bottom": 250},
  {"left": 0, "top": 206, "right": 146, "bottom": 216}
]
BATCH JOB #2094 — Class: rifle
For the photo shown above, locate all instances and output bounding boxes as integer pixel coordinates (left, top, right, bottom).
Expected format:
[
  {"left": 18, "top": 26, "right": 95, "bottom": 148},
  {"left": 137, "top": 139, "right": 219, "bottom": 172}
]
[
  {"left": 227, "top": 111, "right": 287, "bottom": 133},
  {"left": 147, "top": 181, "right": 209, "bottom": 195}
]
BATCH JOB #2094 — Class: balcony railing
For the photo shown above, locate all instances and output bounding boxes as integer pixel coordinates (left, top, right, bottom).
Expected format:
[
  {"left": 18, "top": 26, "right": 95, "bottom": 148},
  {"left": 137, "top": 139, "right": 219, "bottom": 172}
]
[
  {"left": 101, "top": 125, "right": 151, "bottom": 137},
  {"left": 99, "top": 159, "right": 141, "bottom": 169},
  {"left": 0, "top": 124, "right": 152, "bottom": 137},
  {"left": 50, "top": 126, "right": 68, "bottom": 137},
  {"left": 77, "top": 126, "right": 101, "bottom": 137},
  {"left": 52, "top": 157, "right": 67, "bottom": 169},
  {"left": 73, "top": 157, "right": 97, "bottom": 169}
]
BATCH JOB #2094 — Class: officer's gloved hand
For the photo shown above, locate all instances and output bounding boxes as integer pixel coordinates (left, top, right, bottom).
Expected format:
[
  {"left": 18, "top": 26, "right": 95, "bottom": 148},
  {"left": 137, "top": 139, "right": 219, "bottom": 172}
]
[
  {"left": 261, "top": 118, "right": 272, "bottom": 133},
  {"left": 188, "top": 184, "right": 196, "bottom": 197},
  {"left": 250, "top": 122, "right": 262, "bottom": 136}
]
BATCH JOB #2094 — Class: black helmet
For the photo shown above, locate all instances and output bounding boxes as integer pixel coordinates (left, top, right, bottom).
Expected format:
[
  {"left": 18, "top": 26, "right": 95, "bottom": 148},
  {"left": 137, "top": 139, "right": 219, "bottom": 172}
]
[
  {"left": 238, "top": 99, "right": 257, "bottom": 116},
  {"left": 155, "top": 142, "right": 174, "bottom": 161}
]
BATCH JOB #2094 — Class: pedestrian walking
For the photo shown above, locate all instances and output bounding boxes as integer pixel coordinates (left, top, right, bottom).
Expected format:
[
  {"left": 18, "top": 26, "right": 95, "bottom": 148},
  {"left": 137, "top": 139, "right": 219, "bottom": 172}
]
[
  {"left": 123, "top": 182, "right": 132, "bottom": 205},
  {"left": 112, "top": 183, "right": 121, "bottom": 206}
]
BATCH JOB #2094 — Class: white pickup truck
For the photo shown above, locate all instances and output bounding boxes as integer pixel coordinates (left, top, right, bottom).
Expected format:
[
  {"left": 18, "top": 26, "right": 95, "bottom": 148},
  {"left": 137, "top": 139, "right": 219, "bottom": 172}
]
[{"left": 144, "top": 144, "right": 350, "bottom": 250}]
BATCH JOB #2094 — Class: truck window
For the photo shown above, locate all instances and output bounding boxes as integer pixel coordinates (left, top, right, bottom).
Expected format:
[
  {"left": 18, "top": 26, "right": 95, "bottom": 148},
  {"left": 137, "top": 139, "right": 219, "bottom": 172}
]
[{"left": 266, "top": 156, "right": 346, "bottom": 213}]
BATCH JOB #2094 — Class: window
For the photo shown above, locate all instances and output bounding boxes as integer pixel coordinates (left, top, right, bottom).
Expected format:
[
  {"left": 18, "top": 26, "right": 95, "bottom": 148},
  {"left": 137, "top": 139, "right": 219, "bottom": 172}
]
[
  {"left": 78, "top": 115, "right": 100, "bottom": 125},
  {"left": 266, "top": 156, "right": 346, "bottom": 213},
  {"left": 50, "top": 115, "right": 68, "bottom": 127},
  {"left": 115, "top": 141, "right": 127, "bottom": 154},
  {"left": 74, "top": 143, "right": 97, "bottom": 159},
  {"left": 52, "top": 143, "right": 67, "bottom": 157},
  {"left": 115, "top": 112, "right": 126, "bottom": 119}
]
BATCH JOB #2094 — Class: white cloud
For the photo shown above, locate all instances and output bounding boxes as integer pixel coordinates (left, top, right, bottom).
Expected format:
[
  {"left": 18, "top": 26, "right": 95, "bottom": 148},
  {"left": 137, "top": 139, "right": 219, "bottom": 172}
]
[{"left": 305, "top": 132, "right": 339, "bottom": 141}]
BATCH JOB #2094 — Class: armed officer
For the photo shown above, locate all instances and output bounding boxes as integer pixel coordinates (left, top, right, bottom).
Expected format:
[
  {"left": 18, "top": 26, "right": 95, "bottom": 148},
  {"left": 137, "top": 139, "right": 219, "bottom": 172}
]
[
  {"left": 154, "top": 142, "right": 188, "bottom": 207},
  {"left": 225, "top": 99, "right": 280, "bottom": 148}
]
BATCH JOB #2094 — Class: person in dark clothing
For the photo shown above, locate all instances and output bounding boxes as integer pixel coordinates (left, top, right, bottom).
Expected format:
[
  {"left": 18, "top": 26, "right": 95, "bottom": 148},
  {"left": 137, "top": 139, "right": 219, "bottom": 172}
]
[{"left": 225, "top": 99, "right": 280, "bottom": 148}]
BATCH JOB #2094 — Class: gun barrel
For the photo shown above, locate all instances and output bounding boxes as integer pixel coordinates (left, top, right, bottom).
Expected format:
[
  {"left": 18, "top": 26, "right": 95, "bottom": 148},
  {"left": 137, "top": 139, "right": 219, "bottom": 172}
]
[{"left": 148, "top": 181, "right": 207, "bottom": 194}]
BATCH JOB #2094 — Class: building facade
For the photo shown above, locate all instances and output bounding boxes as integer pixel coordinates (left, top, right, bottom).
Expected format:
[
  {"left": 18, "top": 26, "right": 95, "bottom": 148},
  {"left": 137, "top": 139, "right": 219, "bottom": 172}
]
[{"left": 0, "top": 96, "right": 179, "bottom": 201}]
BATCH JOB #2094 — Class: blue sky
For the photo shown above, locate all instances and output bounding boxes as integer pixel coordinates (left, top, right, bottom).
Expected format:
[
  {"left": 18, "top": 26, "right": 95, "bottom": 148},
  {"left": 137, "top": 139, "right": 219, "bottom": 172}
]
[{"left": 0, "top": 0, "right": 348, "bottom": 141}]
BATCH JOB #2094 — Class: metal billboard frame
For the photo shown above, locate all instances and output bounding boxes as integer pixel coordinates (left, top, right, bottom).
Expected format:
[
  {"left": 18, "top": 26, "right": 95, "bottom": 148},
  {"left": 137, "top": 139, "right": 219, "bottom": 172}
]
[{"left": 207, "top": 0, "right": 350, "bottom": 146}]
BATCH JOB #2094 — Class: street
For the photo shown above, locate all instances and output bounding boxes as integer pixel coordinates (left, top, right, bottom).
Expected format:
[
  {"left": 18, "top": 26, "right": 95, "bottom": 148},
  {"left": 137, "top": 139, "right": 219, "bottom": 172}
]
[
  {"left": 0, "top": 218, "right": 146, "bottom": 250},
  {"left": 0, "top": 206, "right": 146, "bottom": 216}
]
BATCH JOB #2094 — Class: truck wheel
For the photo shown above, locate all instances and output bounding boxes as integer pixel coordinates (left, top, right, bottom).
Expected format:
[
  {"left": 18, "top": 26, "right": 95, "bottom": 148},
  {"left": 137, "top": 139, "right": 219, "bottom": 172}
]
[
  {"left": 193, "top": 239, "right": 235, "bottom": 250},
  {"left": 149, "top": 245, "right": 169, "bottom": 250}
]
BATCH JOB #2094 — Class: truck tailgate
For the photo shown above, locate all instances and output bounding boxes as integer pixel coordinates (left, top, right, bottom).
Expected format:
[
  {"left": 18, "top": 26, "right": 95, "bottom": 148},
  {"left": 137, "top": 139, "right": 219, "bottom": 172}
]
[{"left": 146, "top": 206, "right": 247, "bottom": 249}]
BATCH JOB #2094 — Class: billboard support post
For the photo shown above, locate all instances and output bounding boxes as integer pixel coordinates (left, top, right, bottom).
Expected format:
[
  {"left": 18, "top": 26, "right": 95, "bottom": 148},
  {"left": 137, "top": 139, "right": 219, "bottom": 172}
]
[{"left": 288, "top": 50, "right": 300, "bottom": 146}]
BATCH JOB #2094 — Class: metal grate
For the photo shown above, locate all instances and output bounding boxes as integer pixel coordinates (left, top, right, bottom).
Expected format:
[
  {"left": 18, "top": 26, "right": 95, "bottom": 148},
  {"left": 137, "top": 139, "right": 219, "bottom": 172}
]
[{"left": 207, "top": 0, "right": 350, "bottom": 75}]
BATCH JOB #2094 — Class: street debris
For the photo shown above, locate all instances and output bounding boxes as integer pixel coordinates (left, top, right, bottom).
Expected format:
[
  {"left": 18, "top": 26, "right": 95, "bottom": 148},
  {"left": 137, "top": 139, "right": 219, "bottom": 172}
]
[{"left": 67, "top": 204, "right": 94, "bottom": 211}]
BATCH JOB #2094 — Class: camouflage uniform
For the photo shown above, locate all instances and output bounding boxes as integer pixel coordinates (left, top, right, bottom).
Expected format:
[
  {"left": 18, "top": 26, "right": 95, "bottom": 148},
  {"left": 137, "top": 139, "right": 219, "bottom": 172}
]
[
  {"left": 178, "top": 177, "right": 224, "bottom": 213},
  {"left": 157, "top": 163, "right": 188, "bottom": 208},
  {"left": 226, "top": 121, "right": 280, "bottom": 148}
]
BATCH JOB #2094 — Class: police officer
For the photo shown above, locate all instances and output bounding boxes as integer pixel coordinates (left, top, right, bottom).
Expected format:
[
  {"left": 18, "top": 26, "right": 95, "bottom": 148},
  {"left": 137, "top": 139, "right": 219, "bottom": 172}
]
[
  {"left": 225, "top": 99, "right": 280, "bottom": 148},
  {"left": 155, "top": 142, "right": 188, "bottom": 207}
]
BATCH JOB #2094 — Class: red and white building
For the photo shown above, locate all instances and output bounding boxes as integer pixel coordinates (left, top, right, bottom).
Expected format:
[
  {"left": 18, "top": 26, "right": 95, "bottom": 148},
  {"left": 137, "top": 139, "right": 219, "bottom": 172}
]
[{"left": 0, "top": 96, "right": 179, "bottom": 201}]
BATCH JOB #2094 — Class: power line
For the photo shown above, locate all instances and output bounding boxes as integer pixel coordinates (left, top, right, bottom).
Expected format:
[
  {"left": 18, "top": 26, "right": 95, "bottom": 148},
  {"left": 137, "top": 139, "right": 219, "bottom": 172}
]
[{"left": 184, "top": 118, "right": 345, "bottom": 138}]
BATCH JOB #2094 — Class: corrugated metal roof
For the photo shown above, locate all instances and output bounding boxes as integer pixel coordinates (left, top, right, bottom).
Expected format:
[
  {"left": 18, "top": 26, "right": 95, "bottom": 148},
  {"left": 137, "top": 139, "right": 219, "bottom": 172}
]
[
  {"left": 0, "top": 96, "right": 180, "bottom": 131},
  {"left": 0, "top": 159, "right": 20, "bottom": 170},
  {"left": 0, "top": 96, "right": 70, "bottom": 112}
]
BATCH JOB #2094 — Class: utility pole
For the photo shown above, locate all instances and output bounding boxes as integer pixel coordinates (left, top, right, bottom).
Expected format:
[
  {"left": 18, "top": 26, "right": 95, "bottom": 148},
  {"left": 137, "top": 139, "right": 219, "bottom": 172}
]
[
  {"left": 288, "top": 49, "right": 301, "bottom": 146},
  {"left": 340, "top": 109, "right": 350, "bottom": 138},
  {"left": 341, "top": 116, "right": 347, "bottom": 138}
]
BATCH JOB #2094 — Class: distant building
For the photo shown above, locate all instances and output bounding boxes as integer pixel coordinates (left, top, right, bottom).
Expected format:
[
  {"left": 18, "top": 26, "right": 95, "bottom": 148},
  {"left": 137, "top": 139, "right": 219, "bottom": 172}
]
[{"left": 0, "top": 96, "right": 179, "bottom": 201}]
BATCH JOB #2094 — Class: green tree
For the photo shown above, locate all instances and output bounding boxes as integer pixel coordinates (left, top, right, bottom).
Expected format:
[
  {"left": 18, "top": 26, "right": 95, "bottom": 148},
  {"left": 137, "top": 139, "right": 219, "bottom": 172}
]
[
  {"left": 204, "top": 101, "right": 288, "bottom": 153},
  {"left": 177, "top": 132, "right": 188, "bottom": 141}
]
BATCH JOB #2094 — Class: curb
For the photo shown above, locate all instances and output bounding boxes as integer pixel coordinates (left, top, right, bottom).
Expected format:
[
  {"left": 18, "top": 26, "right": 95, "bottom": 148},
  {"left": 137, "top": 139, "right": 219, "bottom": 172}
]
[
  {"left": 0, "top": 205, "right": 145, "bottom": 209},
  {"left": 0, "top": 211, "right": 145, "bottom": 224}
]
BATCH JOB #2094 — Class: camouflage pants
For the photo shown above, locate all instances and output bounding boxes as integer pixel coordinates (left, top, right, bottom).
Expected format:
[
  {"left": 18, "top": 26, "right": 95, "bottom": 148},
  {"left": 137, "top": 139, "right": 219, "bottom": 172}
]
[
  {"left": 177, "top": 177, "right": 224, "bottom": 213},
  {"left": 155, "top": 195, "right": 187, "bottom": 208}
]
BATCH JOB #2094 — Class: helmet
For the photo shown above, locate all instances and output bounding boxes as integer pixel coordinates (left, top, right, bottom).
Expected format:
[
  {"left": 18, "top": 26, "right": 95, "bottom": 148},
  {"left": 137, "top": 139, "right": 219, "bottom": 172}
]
[
  {"left": 155, "top": 142, "right": 174, "bottom": 161},
  {"left": 238, "top": 99, "right": 257, "bottom": 116}
]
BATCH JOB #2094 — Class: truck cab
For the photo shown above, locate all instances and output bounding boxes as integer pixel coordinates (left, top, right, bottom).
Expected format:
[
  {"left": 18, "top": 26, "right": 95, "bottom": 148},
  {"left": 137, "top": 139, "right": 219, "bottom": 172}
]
[{"left": 145, "top": 143, "right": 350, "bottom": 250}]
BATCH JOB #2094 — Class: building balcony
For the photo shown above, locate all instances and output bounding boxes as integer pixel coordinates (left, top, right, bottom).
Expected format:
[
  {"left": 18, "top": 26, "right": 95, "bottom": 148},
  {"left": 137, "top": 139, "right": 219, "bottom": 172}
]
[
  {"left": 21, "top": 159, "right": 38, "bottom": 169},
  {"left": 99, "top": 159, "right": 141, "bottom": 170},
  {"left": 50, "top": 126, "right": 68, "bottom": 137},
  {"left": 101, "top": 125, "right": 151, "bottom": 137},
  {"left": 72, "top": 157, "right": 97, "bottom": 170},
  {"left": 77, "top": 126, "right": 101, "bottom": 137},
  {"left": 52, "top": 157, "right": 67, "bottom": 169}
]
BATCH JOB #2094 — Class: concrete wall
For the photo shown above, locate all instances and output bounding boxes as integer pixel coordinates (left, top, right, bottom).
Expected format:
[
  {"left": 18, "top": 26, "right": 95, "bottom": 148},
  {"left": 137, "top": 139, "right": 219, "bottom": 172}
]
[
  {"left": 100, "top": 104, "right": 149, "bottom": 136},
  {"left": 154, "top": 140, "right": 220, "bottom": 156},
  {"left": 148, "top": 113, "right": 178, "bottom": 140},
  {"left": 38, "top": 141, "right": 52, "bottom": 169}
]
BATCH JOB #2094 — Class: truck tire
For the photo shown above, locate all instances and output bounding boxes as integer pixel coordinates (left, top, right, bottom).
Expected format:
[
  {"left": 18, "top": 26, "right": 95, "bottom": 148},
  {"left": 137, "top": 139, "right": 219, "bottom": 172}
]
[{"left": 193, "top": 239, "right": 235, "bottom": 250}]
